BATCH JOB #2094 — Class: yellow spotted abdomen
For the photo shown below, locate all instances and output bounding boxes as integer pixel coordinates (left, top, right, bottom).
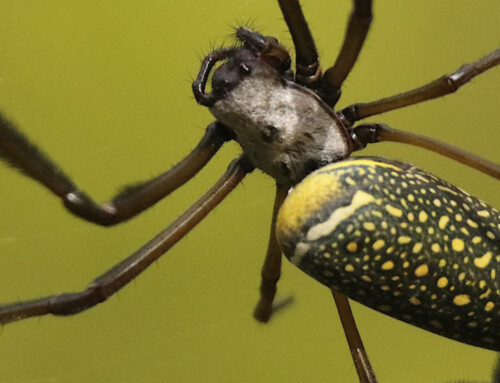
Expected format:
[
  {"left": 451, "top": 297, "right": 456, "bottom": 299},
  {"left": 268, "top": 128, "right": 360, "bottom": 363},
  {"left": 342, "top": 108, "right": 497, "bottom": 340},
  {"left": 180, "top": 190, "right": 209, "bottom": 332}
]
[{"left": 277, "top": 156, "right": 500, "bottom": 350}]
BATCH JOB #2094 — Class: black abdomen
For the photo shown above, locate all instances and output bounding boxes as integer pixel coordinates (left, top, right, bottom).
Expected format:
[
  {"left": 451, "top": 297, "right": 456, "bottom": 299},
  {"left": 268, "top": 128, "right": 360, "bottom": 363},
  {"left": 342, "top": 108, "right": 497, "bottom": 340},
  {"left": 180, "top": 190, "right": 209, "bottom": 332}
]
[{"left": 277, "top": 157, "right": 500, "bottom": 350}]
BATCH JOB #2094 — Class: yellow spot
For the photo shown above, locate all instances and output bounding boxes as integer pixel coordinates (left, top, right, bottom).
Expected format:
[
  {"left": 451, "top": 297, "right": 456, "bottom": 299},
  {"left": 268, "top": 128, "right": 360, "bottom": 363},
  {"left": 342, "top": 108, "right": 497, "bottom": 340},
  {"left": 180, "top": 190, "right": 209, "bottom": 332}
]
[
  {"left": 487, "top": 231, "right": 496, "bottom": 240},
  {"left": 306, "top": 191, "right": 376, "bottom": 241},
  {"left": 363, "top": 222, "right": 376, "bottom": 231},
  {"left": 409, "top": 297, "right": 421, "bottom": 305},
  {"left": 431, "top": 243, "right": 441, "bottom": 253},
  {"left": 458, "top": 272, "right": 466, "bottom": 281},
  {"left": 479, "top": 280, "right": 487, "bottom": 289},
  {"left": 437, "top": 277, "right": 448, "bottom": 288},
  {"left": 451, "top": 238, "right": 465, "bottom": 252},
  {"left": 416, "top": 174, "right": 429, "bottom": 183},
  {"left": 467, "top": 219, "right": 479, "bottom": 228},
  {"left": 381, "top": 261, "right": 395, "bottom": 270},
  {"left": 324, "top": 252, "right": 331, "bottom": 259},
  {"left": 472, "top": 236, "right": 482, "bottom": 244},
  {"left": 372, "top": 239, "right": 385, "bottom": 251},
  {"left": 403, "top": 261, "right": 410, "bottom": 268},
  {"left": 346, "top": 242, "right": 358, "bottom": 253},
  {"left": 474, "top": 252, "right": 492, "bottom": 269},
  {"left": 412, "top": 243, "right": 423, "bottom": 254},
  {"left": 408, "top": 194, "right": 415, "bottom": 202},
  {"left": 478, "top": 210, "right": 490, "bottom": 218},
  {"left": 438, "top": 259, "right": 446, "bottom": 267},
  {"left": 419, "top": 211, "right": 428, "bottom": 223},
  {"left": 437, "top": 185, "right": 458, "bottom": 195},
  {"left": 438, "top": 216, "right": 449, "bottom": 229},
  {"left": 345, "top": 176, "right": 356, "bottom": 186},
  {"left": 492, "top": 269, "right": 497, "bottom": 279},
  {"left": 455, "top": 214, "right": 463, "bottom": 222},
  {"left": 385, "top": 204, "right": 403, "bottom": 217},
  {"left": 453, "top": 294, "right": 471, "bottom": 306},
  {"left": 381, "top": 285, "right": 391, "bottom": 291},
  {"left": 345, "top": 264, "right": 355, "bottom": 272},
  {"left": 398, "top": 236, "right": 411, "bottom": 244},
  {"left": 485, "top": 302, "right": 495, "bottom": 312},
  {"left": 480, "top": 289, "right": 492, "bottom": 299},
  {"left": 433, "top": 199, "right": 442, "bottom": 207},
  {"left": 361, "top": 275, "right": 372, "bottom": 282},
  {"left": 460, "top": 227, "right": 470, "bottom": 236},
  {"left": 414, "top": 264, "right": 429, "bottom": 277}
]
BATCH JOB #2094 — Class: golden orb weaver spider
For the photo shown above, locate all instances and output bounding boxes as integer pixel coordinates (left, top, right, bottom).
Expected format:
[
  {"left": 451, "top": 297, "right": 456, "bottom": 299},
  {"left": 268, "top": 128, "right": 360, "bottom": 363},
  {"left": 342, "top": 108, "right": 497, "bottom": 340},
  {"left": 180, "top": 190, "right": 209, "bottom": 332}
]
[{"left": 0, "top": 0, "right": 500, "bottom": 383}]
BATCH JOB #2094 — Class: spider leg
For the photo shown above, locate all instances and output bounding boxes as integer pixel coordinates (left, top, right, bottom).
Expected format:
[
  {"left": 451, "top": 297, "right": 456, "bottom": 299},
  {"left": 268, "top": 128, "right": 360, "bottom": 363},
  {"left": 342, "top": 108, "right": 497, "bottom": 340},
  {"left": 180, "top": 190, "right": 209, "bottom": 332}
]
[
  {"left": 341, "top": 48, "right": 500, "bottom": 124},
  {"left": 192, "top": 48, "right": 237, "bottom": 107},
  {"left": 331, "top": 291, "right": 377, "bottom": 383},
  {"left": 253, "top": 183, "right": 289, "bottom": 322},
  {"left": 319, "top": 0, "right": 373, "bottom": 107},
  {"left": 278, "top": 0, "right": 321, "bottom": 88},
  {"left": 0, "top": 114, "right": 233, "bottom": 226},
  {"left": 351, "top": 123, "right": 500, "bottom": 180},
  {"left": 0, "top": 157, "right": 253, "bottom": 324}
]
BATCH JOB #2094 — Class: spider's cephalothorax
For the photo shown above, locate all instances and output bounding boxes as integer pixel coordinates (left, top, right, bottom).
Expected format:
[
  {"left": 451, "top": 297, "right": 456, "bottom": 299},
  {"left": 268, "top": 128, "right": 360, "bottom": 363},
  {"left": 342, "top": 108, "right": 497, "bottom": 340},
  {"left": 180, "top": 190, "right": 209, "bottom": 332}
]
[{"left": 194, "top": 27, "right": 354, "bottom": 185}]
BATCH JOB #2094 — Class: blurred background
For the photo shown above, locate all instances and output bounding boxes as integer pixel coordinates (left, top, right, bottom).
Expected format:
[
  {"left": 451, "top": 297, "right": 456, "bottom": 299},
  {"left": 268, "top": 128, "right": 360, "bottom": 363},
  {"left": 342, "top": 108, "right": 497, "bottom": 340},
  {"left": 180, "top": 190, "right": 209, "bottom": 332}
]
[{"left": 0, "top": 1, "right": 499, "bottom": 382}]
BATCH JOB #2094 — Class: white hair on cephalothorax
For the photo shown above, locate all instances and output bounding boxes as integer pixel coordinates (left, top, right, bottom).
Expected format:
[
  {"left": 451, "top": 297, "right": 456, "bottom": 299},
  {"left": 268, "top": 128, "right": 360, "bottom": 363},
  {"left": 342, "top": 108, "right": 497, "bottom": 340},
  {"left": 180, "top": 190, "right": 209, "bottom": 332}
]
[{"left": 210, "top": 71, "right": 350, "bottom": 185}]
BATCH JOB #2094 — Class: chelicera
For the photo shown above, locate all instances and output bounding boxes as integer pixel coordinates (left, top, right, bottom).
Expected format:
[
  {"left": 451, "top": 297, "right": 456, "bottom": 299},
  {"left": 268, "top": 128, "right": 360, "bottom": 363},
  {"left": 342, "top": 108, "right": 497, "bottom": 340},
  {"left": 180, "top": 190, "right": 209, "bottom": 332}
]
[{"left": 0, "top": 1, "right": 499, "bottom": 382}]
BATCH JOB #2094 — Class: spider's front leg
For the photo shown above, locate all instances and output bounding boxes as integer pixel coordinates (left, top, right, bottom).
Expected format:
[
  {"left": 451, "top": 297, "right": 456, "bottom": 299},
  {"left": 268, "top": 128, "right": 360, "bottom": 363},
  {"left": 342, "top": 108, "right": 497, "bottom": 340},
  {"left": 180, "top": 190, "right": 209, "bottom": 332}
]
[
  {"left": 279, "top": 0, "right": 373, "bottom": 106},
  {"left": 0, "top": 114, "right": 233, "bottom": 226}
]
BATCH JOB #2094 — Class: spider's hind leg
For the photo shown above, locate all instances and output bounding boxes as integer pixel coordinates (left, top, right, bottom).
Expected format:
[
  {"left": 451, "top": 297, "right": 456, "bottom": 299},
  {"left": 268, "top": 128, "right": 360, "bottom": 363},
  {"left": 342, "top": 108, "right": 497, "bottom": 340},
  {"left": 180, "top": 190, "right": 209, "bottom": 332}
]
[{"left": 253, "top": 184, "right": 291, "bottom": 322}]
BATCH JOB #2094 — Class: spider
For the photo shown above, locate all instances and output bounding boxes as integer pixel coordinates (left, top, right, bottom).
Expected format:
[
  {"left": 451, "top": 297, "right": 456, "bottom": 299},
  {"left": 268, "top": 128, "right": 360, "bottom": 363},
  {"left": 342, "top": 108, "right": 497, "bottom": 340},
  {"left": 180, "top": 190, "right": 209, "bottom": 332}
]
[{"left": 0, "top": 0, "right": 500, "bottom": 383}]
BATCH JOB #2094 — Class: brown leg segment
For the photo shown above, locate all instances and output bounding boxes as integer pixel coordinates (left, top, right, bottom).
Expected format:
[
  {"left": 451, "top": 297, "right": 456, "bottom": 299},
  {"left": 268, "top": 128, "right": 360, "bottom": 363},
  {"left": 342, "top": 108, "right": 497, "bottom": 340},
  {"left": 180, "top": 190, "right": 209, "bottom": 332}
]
[
  {"left": 332, "top": 291, "right": 378, "bottom": 383},
  {"left": 0, "top": 157, "right": 253, "bottom": 324},
  {"left": 341, "top": 48, "right": 500, "bottom": 124},
  {"left": 253, "top": 184, "right": 289, "bottom": 322},
  {"left": 319, "top": 0, "right": 373, "bottom": 107},
  {"left": 278, "top": 0, "right": 321, "bottom": 88},
  {"left": 0, "top": 114, "right": 232, "bottom": 226},
  {"left": 351, "top": 123, "right": 500, "bottom": 180}
]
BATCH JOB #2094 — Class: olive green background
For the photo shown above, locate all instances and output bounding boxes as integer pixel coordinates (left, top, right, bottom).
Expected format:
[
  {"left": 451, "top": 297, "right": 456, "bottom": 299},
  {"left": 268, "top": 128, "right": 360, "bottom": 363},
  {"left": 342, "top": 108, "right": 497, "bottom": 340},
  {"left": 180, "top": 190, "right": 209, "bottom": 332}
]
[{"left": 0, "top": 1, "right": 499, "bottom": 382}]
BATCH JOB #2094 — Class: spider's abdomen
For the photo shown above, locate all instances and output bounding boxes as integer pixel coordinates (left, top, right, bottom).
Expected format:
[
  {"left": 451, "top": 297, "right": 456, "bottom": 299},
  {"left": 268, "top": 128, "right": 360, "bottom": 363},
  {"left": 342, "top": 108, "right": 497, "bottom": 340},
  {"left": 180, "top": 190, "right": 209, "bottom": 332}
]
[
  {"left": 277, "top": 156, "right": 500, "bottom": 350},
  {"left": 209, "top": 60, "right": 351, "bottom": 185}
]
